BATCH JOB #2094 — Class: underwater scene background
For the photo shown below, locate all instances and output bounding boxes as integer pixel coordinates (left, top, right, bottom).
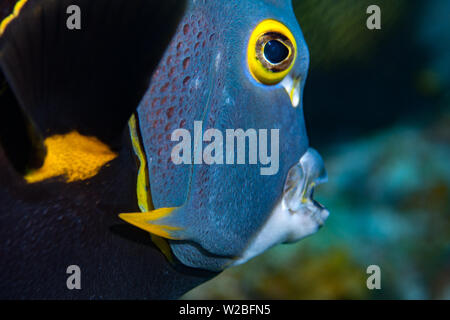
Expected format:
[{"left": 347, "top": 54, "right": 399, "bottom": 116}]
[{"left": 184, "top": 0, "right": 450, "bottom": 299}]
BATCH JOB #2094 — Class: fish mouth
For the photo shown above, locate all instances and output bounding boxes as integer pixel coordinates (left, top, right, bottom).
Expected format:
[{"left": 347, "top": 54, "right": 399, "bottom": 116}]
[
  {"left": 233, "top": 148, "right": 329, "bottom": 265},
  {"left": 282, "top": 147, "right": 329, "bottom": 231}
]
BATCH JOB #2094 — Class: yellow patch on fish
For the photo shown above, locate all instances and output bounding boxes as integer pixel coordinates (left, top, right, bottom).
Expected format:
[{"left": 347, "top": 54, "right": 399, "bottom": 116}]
[
  {"left": 119, "top": 208, "right": 182, "bottom": 240},
  {"left": 129, "top": 114, "right": 153, "bottom": 212},
  {"left": 127, "top": 115, "right": 175, "bottom": 261},
  {"left": 0, "top": 0, "right": 28, "bottom": 36},
  {"left": 25, "top": 131, "right": 117, "bottom": 183}
]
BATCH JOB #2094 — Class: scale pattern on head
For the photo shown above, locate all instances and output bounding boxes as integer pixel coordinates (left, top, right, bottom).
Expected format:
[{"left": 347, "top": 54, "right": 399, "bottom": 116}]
[
  {"left": 137, "top": 2, "right": 218, "bottom": 208},
  {"left": 136, "top": 0, "right": 311, "bottom": 270}
]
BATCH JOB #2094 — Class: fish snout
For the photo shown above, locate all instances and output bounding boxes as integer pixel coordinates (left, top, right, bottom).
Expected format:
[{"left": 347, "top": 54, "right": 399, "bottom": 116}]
[
  {"left": 233, "top": 148, "right": 329, "bottom": 266},
  {"left": 283, "top": 147, "right": 329, "bottom": 230}
]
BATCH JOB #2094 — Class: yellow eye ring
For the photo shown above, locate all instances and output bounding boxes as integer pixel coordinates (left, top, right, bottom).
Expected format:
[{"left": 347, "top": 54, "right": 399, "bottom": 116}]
[{"left": 247, "top": 19, "right": 297, "bottom": 85}]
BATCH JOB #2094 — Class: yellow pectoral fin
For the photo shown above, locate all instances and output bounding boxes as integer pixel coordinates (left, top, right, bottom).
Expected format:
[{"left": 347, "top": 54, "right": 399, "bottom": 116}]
[{"left": 119, "top": 207, "right": 183, "bottom": 240}]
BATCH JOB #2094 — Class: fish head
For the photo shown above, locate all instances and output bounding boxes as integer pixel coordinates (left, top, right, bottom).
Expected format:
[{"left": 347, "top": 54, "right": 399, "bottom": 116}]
[{"left": 131, "top": 0, "right": 329, "bottom": 271}]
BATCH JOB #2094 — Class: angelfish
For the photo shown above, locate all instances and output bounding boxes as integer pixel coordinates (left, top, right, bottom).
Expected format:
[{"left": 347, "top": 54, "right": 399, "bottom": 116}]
[{"left": 120, "top": 0, "right": 329, "bottom": 271}]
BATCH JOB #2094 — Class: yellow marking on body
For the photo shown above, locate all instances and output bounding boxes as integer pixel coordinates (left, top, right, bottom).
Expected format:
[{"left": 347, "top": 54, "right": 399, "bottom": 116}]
[
  {"left": 25, "top": 131, "right": 117, "bottom": 183},
  {"left": 0, "top": 0, "right": 28, "bottom": 36},
  {"left": 127, "top": 115, "right": 175, "bottom": 260},
  {"left": 151, "top": 234, "right": 174, "bottom": 260},
  {"left": 119, "top": 208, "right": 182, "bottom": 240},
  {"left": 129, "top": 114, "right": 153, "bottom": 212}
]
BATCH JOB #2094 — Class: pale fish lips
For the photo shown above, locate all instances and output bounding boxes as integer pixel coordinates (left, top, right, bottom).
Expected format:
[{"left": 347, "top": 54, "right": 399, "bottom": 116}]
[
  {"left": 283, "top": 147, "right": 329, "bottom": 232},
  {"left": 233, "top": 148, "right": 329, "bottom": 266}
]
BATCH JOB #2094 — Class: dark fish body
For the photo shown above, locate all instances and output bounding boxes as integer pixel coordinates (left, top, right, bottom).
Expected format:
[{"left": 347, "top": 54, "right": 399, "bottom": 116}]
[
  {"left": 0, "top": 135, "right": 214, "bottom": 299},
  {"left": 0, "top": 0, "right": 217, "bottom": 299}
]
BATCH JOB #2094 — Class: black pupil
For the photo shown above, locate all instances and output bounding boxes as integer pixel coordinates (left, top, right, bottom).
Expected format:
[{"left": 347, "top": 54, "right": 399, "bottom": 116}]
[{"left": 264, "top": 40, "right": 289, "bottom": 64}]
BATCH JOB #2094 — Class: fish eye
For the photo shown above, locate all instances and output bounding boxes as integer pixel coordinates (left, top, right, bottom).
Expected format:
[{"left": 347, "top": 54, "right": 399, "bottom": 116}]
[
  {"left": 247, "top": 19, "right": 297, "bottom": 85},
  {"left": 264, "top": 39, "right": 290, "bottom": 64}
]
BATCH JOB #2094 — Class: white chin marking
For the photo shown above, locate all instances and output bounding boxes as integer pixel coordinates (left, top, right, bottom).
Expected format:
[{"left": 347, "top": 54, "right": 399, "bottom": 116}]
[
  {"left": 232, "top": 148, "right": 329, "bottom": 266},
  {"left": 281, "top": 74, "right": 301, "bottom": 108}
]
